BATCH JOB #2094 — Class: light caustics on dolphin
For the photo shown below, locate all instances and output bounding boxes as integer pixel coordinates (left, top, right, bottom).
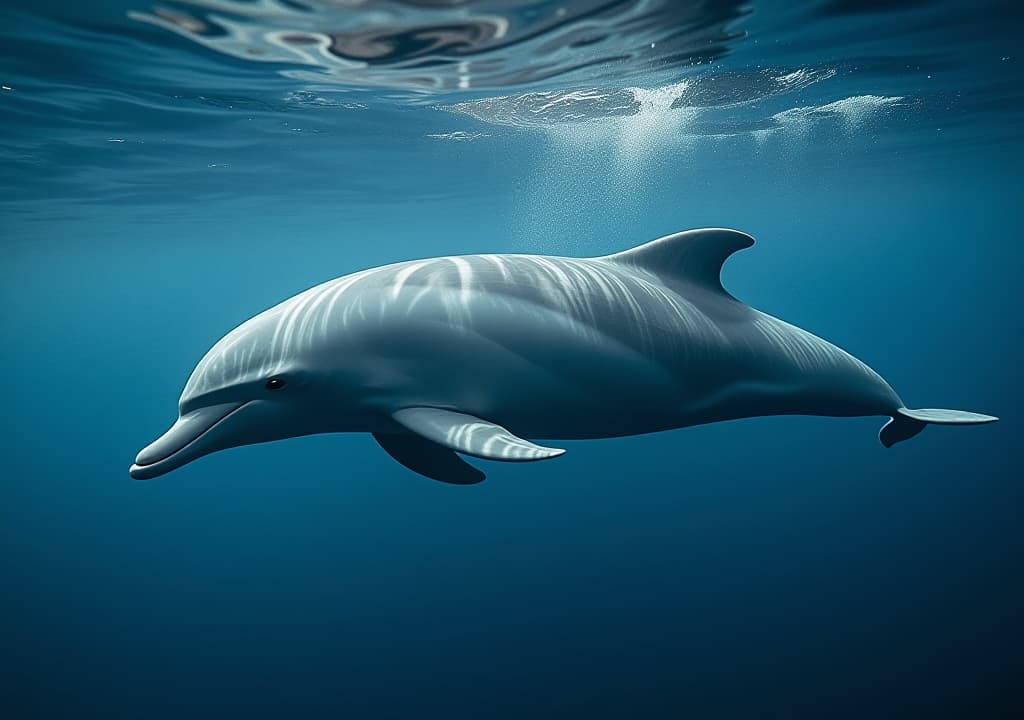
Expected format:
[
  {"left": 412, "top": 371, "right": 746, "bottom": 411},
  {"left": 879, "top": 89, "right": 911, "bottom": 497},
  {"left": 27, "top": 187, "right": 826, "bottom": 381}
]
[{"left": 130, "top": 229, "right": 997, "bottom": 484}]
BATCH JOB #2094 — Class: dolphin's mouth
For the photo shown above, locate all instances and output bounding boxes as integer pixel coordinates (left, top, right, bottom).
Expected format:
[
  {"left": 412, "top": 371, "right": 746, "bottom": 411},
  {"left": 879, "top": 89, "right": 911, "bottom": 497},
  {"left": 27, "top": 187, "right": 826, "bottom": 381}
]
[{"left": 129, "top": 401, "right": 248, "bottom": 480}]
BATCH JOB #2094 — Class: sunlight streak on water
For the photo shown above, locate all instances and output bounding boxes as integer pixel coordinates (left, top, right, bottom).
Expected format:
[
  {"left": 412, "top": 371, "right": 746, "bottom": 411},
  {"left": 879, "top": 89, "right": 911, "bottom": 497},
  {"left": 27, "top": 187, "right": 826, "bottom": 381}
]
[
  {"left": 506, "top": 83, "right": 907, "bottom": 252},
  {"left": 613, "top": 82, "right": 694, "bottom": 179}
]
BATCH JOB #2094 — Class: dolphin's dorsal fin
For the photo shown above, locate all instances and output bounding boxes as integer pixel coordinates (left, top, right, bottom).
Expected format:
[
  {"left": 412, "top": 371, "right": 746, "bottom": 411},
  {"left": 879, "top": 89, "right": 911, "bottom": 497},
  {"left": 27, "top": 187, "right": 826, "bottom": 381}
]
[{"left": 603, "top": 228, "right": 754, "bottom": 295}]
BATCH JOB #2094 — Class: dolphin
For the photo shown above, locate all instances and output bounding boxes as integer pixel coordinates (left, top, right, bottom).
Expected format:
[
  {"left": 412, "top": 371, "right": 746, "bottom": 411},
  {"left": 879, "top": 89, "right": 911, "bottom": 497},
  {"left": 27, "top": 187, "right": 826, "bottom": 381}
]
[{"left": 130, "top": 228, "right": 997, "bottom": 484}]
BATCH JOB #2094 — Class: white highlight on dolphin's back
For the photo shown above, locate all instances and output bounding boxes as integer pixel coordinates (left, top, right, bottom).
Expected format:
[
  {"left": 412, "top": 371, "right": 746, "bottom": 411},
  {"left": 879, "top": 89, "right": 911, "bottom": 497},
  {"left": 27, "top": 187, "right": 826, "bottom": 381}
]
[
  {"left": 183, "top": 254, "right": 713, "bottom": 397},
  {"left": 182, "top": 251, "right": 872, "bottom": 402}
]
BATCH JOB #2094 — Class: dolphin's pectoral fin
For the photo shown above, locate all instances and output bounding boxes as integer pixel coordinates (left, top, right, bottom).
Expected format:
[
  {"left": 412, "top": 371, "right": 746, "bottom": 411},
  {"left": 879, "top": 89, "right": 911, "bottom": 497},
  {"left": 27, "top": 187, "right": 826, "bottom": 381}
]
[
  {"left": 373, "top": 432, "right": 485, "bottom": 484},
  {"left": 390, "top": 407, "right": 566, "bottom": 463}
]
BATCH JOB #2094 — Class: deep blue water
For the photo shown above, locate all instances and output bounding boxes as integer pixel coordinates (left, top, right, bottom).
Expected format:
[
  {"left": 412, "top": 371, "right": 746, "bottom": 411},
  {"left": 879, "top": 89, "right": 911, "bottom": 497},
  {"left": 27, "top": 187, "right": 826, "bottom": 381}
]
[{"left": 1, "top": 1, "right": 1022, "bottom": 717}]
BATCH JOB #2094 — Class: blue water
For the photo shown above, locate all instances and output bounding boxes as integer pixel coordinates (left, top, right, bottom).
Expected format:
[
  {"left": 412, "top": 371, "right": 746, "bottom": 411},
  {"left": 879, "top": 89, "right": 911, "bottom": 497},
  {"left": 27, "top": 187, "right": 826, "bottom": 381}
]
[{"left": 2, "top": 1, "right": 1021, "bottom": 717}]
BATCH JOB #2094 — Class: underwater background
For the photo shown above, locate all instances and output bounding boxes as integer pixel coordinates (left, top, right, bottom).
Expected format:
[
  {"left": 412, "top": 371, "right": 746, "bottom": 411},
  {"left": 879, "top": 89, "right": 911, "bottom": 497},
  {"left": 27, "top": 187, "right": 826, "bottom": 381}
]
[{"left": 1, "top": 0, "right": 1021, "bottom": 717}]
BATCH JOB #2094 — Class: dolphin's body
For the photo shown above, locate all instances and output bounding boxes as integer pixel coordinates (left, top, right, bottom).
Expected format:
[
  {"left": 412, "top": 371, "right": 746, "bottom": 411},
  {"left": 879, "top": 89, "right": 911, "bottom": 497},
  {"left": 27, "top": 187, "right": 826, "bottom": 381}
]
[{"left": 130, "top": 229, "right": 997, "bottom": 483}]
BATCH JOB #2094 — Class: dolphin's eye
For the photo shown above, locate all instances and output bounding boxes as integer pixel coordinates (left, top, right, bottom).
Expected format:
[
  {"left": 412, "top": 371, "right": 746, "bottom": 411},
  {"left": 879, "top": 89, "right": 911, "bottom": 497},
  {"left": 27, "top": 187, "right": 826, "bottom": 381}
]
[{"left": 265, "top": 378, "right": 286, "bottom": 391}]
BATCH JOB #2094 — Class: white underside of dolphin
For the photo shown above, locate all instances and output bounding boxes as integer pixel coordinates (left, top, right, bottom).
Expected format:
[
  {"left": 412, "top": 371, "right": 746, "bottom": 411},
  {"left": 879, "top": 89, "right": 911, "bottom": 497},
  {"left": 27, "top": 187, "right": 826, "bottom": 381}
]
[{"left": 130, "top": 228, "right": 997, "bottom": 484}]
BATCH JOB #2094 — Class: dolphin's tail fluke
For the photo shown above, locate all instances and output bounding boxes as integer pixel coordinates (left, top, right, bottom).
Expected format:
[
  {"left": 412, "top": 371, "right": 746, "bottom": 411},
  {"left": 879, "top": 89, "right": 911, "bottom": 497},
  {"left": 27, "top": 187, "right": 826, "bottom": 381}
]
[{"left": 879, "top": 407, "right": 998, "bottom": 448}]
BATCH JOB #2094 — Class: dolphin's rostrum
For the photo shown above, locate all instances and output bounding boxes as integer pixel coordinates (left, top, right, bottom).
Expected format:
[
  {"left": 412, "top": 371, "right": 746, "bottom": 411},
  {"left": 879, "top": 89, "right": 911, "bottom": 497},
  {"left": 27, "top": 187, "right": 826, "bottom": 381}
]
[{"left": 130, "top": 229, "right": 997, "bottom": 483}]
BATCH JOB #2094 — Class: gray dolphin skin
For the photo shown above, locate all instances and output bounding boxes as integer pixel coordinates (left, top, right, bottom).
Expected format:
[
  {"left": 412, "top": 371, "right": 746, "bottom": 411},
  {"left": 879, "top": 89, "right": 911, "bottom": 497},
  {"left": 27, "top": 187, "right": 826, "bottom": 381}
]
[{"left": 130, "top": 229, "right": 998, "bottom": 484}]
